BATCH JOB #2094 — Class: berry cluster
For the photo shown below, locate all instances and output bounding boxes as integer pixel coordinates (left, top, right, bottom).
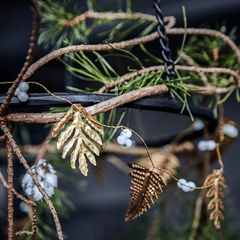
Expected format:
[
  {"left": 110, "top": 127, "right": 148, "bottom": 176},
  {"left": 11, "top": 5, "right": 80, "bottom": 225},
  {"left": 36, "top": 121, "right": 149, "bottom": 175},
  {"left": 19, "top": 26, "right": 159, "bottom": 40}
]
[
  {"left": 117, "top": 129, "right": 133, "bottom": 148},
  {"left": 177, "top": 178, "right": 196, "bottom": 192},
  {"left": 14, "top": 82, "right": 29, "bottom": 102},
  {"left": 198, "top": 140, "right": 216, "bottom": 151}
]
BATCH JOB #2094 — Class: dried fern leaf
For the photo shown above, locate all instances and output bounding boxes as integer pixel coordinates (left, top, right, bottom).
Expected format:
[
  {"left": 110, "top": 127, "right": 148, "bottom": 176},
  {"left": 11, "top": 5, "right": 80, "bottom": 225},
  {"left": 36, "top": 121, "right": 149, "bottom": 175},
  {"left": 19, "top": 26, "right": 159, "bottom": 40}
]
[
  {"left": 125, "top": 163, "right": 166, "bottom": 221},
  {"left": 52, "top": 104, "right": 103, "bottom": 176},
  {"left": 204, "top": 170, "right": 227, "bottom": 230}
]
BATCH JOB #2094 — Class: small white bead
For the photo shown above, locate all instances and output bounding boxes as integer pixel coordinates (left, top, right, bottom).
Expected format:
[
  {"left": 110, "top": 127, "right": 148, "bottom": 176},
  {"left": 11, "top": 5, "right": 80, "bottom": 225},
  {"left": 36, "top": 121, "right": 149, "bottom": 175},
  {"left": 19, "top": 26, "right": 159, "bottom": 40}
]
[
  {"left": 18, "top": 92, "right": 29, "bottom": 102},
  {"left": 193, "top": 120, "right": 204, "bottom": 131},
  {"left": 187, "top": 181, "right": 196, "bottom": 191},
  {"left": 197, "top": 140, "right": 208, "bottom": 151},
  {"left": 14, "top": 87, "right": 21, "bottom": 97},
  {"left": 117, "top": 135, "right": 127, "bottom": 145},
  {"left": 182, "top": 184, "right": 190, "bottom": 192},
  {"left": 123, "top": 139, "right": 132, "bottom": 148},
  {"left": 122, "top": 129, "right": 132, "bottom": 138},
  {"left": 177, "top": 178, "right": 187, "bottom": 189},
  {"left": 19, "top": 82, "right": 29, "bottom": 92},
  {"left": 207, "top": 140, "right": 216, "bottom": 151},
  {"left": 222, "top": 124, "right": 238, "bottom": 138}
]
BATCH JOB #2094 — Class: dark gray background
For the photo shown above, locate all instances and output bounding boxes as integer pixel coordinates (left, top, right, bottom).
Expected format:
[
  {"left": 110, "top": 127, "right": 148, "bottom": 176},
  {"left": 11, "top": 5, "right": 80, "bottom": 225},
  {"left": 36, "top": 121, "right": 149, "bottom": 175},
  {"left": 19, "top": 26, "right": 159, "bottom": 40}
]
[{"left": 0, "top": 1, "right": 240, "bottom": 240}]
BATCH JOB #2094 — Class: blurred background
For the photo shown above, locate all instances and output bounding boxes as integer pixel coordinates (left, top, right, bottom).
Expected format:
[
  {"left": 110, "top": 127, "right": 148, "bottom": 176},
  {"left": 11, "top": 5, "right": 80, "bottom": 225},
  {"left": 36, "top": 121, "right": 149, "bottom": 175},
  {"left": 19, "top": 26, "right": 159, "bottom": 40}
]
[{"left": 0, "top": 0, "right": 240, "bottom": 239}]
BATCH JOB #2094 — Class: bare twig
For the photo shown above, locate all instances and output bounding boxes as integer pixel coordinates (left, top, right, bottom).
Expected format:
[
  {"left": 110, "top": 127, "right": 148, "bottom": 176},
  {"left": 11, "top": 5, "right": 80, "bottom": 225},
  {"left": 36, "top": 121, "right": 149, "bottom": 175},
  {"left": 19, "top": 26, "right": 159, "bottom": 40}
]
[
  {"left": 0, "top": 124, "right": 63, "bottom": 240},
  {"left": 0, "top": 170, "right": 36, "bottom": 208},
  {"left": 22, "top": 32, "right": 160, "bottom": 82},
  {"left": 0, "top": 169, "right": 37, "bottom": 236},
  {"left": 0, "top": 85, "right": 169, "bottom": 123},
  {"left": 188, "top": 190, "right": 206, "bottom": 240},
  {"left": 6, "top": 138, "right": 14, "bottom": 240},
  {"left": 60, "top": 11, "right": 176, "bottom": 29},
  {"left": 0, "top": 0, "right": 40, "bottom": 115}
]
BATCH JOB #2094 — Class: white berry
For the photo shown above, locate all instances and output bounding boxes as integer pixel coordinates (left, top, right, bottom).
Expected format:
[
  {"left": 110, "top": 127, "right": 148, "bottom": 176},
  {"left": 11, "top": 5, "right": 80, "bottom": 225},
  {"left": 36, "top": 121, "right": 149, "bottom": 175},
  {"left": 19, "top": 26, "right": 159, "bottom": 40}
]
[
  {"left": 18, "top": 92, "right": 29, "bottom": 102},
  {"left": 19, "top": 82, "right": 29, "bottom": 92},
  {"left": 182, "top": 184, "right": 190, "bottom": 192},
  {"left": 207, "top": 140, "right": 216, "bottom": 151},
  {"left": 193, "top": 120, "right": 204, "bottom": 131},
  {"left": 117, "top": 135, "right": 127, "bottom": 145},
  {"left": 122, "top": 129, "right": 132, "bottom": 139},
  {"left": 123, "top": 139, "right": 132, "bottom": 149},
  {"left": 14, "top": 87, "right": 21, "bottom": 97},
  {"left": 222, "top": 124, "right": 238, "bottom": 138},
  {"left": 197, "top": 140, "right": 208, "bottom": 151},
  {"left": 187, "top": 181, "right": 196, "bottom": 191},
  {"left": 177, "top": 178, "right": 187, "bottom": 189}
]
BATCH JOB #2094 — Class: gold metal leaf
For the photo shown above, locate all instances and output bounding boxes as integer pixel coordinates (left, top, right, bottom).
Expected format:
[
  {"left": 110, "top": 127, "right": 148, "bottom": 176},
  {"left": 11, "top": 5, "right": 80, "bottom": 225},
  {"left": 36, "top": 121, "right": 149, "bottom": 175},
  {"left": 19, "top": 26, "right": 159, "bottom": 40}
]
[
  {"left": 52, "top": 107, "right": 73, "bottom": 137},
  {"left": 125, "top": 163, "right": 166, "bottom": 221},
  {"left": 52, "top": 104, "right": 103, "bottom": 176}
]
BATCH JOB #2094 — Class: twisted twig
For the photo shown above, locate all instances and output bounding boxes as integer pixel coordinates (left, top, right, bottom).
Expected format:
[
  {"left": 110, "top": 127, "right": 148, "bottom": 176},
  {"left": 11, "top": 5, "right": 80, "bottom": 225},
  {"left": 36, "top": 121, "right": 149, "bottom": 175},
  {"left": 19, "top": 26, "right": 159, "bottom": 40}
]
[
  {"left": 0, "top": 0, "right": 40, "bottom": 115},
  {"left": 0, "top": 123, "right": 63, "bottom": 240}
]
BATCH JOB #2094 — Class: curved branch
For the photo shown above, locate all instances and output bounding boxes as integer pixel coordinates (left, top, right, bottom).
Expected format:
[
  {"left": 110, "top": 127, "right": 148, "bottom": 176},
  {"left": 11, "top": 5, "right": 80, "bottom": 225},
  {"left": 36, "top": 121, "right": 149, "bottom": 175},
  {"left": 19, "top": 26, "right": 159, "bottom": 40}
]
[
  {"left": 97, "top": 65, "right": 239, "bottom": 93},
  {"left": 22, "top": 32, "right": 159, "bottom": 82},
  {"left": 60, "top": 11, "right": 176, "bottom": 29},
  {"left": 0, "top": 85, "right": 169, "bottom": 123},
  {"left": 0, "top": 0, "right": 40, "bottom": 115},
  {"left": 167, "top": 28, "right": 240, "bottom": 66}
]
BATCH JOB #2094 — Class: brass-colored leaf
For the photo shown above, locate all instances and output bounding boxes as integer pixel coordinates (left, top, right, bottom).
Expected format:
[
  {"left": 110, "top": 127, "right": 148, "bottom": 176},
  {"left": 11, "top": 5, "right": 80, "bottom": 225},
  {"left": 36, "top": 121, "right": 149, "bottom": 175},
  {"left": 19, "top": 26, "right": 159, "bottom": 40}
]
[
  {"left": 204, "top": 170, "right": 227, "bottom": 230},
  {"left": 125, "top": 163, "right": 166, "bottom": 221},
  {"left": 52, "top": 104, "right": 103, "bottom": 176},
  {"left": 52, "top": 107, "right": 73, "bottom": 137}
]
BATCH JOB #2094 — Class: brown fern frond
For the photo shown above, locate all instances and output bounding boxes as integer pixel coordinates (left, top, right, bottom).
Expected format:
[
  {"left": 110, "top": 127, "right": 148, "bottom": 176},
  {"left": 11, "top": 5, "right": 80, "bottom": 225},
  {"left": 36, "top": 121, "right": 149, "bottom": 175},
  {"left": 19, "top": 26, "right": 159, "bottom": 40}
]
[
  {"left": 52, "top": 104, "right": 103, "bottom": 176},
  {"left": 204, "top": 170, "right": 227, "bottom": 230},
  {"left": 125, "top": 163, "right": 166, "bottom": 221}
]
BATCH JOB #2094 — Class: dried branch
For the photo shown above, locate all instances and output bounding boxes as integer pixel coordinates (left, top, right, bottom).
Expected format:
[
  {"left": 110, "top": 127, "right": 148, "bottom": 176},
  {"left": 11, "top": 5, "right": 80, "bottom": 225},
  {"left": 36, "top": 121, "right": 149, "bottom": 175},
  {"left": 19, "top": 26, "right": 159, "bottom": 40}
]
[
  {"left": 0, "top": 85, "right": 169, "bottom": 123},
  {"left": 0, "top": 124, "right": 63, "bottom": 240},
  {"left": 0, "top": 0, "right": 40, "bottom": 115},
  {"left": 6, "top": 138, "right": 14, "bottom": 239},
  {"left": 0, "top": 170, "right": 37, "bottom": 236},
  {"left": 60, "top": 11, "right": 176, "bottom": 28}
]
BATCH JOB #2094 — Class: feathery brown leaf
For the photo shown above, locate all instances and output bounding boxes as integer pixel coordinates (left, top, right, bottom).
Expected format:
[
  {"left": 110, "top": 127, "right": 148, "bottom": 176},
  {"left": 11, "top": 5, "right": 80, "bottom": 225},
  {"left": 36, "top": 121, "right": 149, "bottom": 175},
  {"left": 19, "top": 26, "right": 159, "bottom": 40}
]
[{"left": 125, "top": 162, "right": 166, "bottom": 221}]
